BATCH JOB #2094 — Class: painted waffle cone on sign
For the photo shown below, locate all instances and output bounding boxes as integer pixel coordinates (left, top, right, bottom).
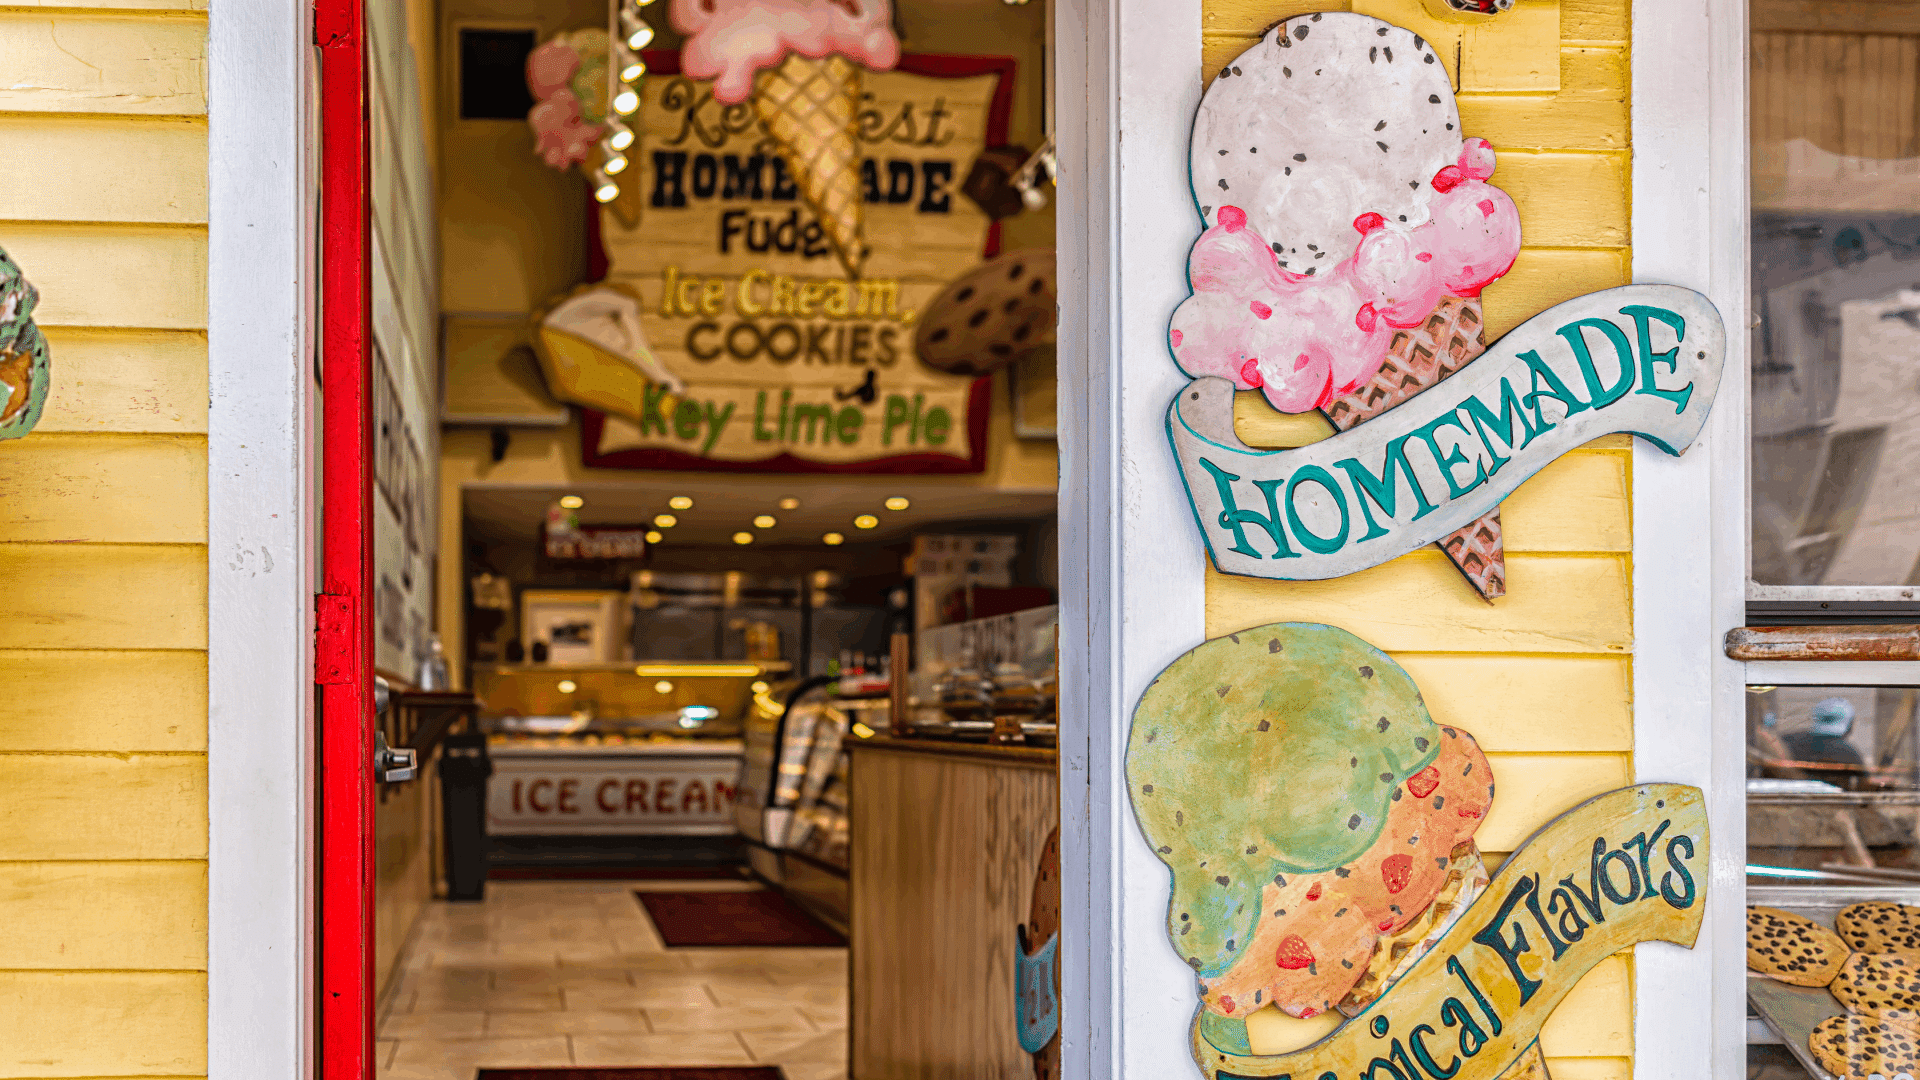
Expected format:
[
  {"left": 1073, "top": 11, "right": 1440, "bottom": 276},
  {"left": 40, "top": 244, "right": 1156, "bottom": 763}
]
[
  {"left": 755, "top": 52, "right": 867, "bottom": 278},
  {"left": 1320, "top": 296, "right": 1507, "bottom": 600}
]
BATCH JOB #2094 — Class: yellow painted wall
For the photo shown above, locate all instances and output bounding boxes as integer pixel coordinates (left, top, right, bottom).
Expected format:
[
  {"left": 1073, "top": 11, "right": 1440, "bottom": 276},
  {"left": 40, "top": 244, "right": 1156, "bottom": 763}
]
[
  {"left": 0, "top": 4, "right": 211, "bottom": 1078},
  {"left": 1200, "top": 2, "right": 1634, "bottom": 1076}
]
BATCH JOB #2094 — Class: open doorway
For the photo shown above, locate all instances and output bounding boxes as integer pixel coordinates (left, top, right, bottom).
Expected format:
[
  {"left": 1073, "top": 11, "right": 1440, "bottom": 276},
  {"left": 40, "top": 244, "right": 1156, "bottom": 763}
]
[{"left": 342, "top": 0, "right": 1062, "bottom": 1075}]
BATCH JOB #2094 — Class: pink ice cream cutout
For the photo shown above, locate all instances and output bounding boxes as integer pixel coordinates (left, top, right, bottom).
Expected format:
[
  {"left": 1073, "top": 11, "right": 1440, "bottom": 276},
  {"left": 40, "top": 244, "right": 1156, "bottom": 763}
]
[
  {"left": 1169, "top": 139, "right": 1520, "bottom": 414},
  {"left": 525, "top": 35, "right": 607, "bottom": 171},
  {"left": 670, "top": 0, "right": 902, "bottom": 105}
]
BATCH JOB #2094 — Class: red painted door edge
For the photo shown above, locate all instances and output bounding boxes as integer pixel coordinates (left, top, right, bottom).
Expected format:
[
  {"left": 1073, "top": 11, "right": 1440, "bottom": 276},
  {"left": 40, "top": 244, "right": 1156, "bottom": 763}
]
[{"left": 316, "top": 0, "right": 375, "bottom": 1076}]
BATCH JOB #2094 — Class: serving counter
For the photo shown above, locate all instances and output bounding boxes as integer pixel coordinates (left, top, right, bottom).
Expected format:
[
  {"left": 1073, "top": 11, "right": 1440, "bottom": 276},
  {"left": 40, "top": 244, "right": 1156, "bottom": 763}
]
[{"left": 847, "top": 735, "right": 1059, "bottom": 1080}]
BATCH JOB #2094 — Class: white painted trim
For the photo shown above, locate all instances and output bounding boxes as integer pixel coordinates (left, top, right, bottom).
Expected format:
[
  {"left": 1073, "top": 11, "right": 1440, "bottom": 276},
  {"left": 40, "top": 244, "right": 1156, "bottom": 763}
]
[
  {"left": 1053, "top": 0, "right": 1205, "bottom": 1073},
  {"left": 1629, "top": 0, "right": 1749, "bottom": 1077},
  {"left": 1748, "top": 584, "right": 1920, "bottom": 603},
  {"left": 207, "top": 1, "right": 314, "bottom": 1075},
  {"left": 1744, "top": 661, "right": 1920, "bottom": 687}
]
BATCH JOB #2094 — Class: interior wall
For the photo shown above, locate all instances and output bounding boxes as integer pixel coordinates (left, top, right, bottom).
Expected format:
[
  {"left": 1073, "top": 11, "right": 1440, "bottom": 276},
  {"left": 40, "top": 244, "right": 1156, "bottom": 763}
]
[{"left": 1199, "top": 1, "right": 1637, "bottom": 1073}]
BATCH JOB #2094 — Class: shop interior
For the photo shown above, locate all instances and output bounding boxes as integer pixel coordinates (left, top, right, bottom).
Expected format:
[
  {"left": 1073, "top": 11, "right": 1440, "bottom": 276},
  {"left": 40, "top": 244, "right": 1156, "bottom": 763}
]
[{"left": 366, "top": 0, "right": 1064, "bottom": 1076}]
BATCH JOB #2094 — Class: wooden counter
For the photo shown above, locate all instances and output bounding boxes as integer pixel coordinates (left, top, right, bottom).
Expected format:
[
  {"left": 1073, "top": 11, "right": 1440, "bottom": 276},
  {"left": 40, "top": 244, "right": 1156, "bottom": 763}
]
[{"left": 847, "top": 735, "right": 1059, "bottom": 1080}]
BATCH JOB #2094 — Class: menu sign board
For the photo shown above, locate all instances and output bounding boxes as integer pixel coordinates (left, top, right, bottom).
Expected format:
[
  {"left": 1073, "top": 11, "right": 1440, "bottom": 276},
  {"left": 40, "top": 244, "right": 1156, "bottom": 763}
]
[{"left": 580, "top": 53, "right": 1014, "bottom": 474}]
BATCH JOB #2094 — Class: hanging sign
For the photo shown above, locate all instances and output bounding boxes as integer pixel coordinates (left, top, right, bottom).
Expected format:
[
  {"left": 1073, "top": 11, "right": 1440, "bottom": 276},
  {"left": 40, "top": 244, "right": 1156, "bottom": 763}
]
[
  {"left": 1164, "top": 12, "right": 1725, "bottom": 594},
  {"left": 1171, "top": 284, "right": 1724, "bottom": 580},
  {"left": 1126, "top": 622, "right": 1707, "bottom": 1078},
  {"left": 563, "top": 51, "right": 1015, "bottom": 474}
]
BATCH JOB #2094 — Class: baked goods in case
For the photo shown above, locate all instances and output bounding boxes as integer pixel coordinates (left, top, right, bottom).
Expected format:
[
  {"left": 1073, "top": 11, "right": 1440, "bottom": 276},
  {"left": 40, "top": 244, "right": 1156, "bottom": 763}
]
[
  {"left": 1809, "top": 1013, "right": 1920, "bottom": 1080},
  {"left": 1834, "top": 952, "right": 1920, "bottom": 1017},
  {"left": 1746, "top": 905, "right": 1850, "bottom": 987},
  {"left": 1840, "top": 901, "right": 1920, "bottom": 955}
]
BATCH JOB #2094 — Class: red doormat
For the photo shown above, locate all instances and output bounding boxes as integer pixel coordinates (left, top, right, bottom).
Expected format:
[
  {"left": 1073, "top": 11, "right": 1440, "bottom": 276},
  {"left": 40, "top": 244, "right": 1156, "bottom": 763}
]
[
  {"left": 478, "top": 1071, "right": 784, "bottom": 1079},
  {"left": 490, "top": 865, "right": 749, "bottom": 882},
  {"left": 635, "top": 889, "right": 847, "bottom": 947}
]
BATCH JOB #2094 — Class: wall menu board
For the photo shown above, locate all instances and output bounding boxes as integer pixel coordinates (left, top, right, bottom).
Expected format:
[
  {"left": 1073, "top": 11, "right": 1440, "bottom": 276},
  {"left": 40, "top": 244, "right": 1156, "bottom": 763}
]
[{"left": 580, "top": 53, "right": 1014, "bottom": 474}]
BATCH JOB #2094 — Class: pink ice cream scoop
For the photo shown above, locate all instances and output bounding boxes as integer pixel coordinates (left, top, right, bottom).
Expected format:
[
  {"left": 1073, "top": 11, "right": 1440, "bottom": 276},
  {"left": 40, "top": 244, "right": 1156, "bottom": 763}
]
[
  {"left": 670, "top": 0, "right": 902, "bottom": 105},
  {"left": 1169, "top": 140, "right": 1520, "bottom": 413}
]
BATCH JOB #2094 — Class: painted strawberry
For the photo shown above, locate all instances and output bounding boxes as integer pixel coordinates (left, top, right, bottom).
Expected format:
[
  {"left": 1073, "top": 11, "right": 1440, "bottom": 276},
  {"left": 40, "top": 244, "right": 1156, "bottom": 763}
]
[{"left": 1274, "top": 935, "right": 1316, "bottom": 970}]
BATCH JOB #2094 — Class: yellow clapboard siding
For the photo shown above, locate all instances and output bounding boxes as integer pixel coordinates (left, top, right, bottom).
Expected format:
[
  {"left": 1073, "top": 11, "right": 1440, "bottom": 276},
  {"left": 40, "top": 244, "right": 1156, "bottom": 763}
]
[
  {"left": 1460, "top": 1, "right": 1563, "bottom": 94},
  {"left": 1205, "top": 552, "right": 1630, "bottom": 653},
  {"left": 1203, "top": 0, "right": 1350, "bottom": 36},
  {"left": 1203, "top": 34, "right": 1266, "bottom": 82},
  {"left": 1496, "top": 151, "right": 1628, "bottom": 248},
  {"left": 1395, "top": 654, "right": 1632, "bottom": 751},
  {"left": 0, "top": 117, "right": 206, "bottom": 224},
  {"left": 32, "top": 328, "right": 207, "bottom": 434},
  {"left": 0, "top": 543, "right": 207, "bottom": 650},
  {"left": 1459, "top": 94, "right": 1629, "bottom": 152},
  {"left": 1479, "top": 752, "right": 1634, "bottom": 851},
  {"left": 1482, "top": 247, "right": 1627, "bottom": 339},
  {"left": 0, "top": 433, "right": 207, "bottom": 543},
  {"left": 1561, "top": 0, "right": 1629, "bottom": 45},
  {"left": 1544, "top": 1058, "right": 1633, "bottom": 1080},
  {"left": 0, "top": 754, "right": 206, "bottom": 861},
  {"left": 0, "top": 650, "right": 206, "bottom": 752},
  {"left": 0, "top": 224, "right": 207, "bottom": 330},
  {"left": 1561, "top": 46, "right": 1630, "bottom": 98},
  {"left": 1542, "top": 955, "right": 1633, "bottom": 1057},
  {"left": 0, "top": 861, "right": 205, "bottom": 969},
  {"left": 0, "top": 972, "right": 204, "bottom": 1076},
  {"left": 1501, "top": 449, "right": 1630, "bottom": 552},
  {"left": 0, "top": 12, "right": 205, "bottom": 117}
]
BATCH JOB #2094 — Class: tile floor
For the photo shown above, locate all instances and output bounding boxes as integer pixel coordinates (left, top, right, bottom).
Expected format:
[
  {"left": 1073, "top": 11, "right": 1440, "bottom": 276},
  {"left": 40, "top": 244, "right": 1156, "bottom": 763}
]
[{"left": 377, "top": 879, "right": 847, "bottom": 1080}]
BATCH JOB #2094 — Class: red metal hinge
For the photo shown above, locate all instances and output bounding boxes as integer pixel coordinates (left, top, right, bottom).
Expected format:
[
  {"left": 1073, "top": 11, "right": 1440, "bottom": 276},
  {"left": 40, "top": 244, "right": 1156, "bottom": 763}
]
[{"left": 315, "top": 594, "right": 354, "bottom": 685}]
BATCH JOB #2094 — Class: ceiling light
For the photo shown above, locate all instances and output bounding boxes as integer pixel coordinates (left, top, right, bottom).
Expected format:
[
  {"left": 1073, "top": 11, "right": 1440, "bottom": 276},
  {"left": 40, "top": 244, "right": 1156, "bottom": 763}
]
[
  {"left": 603, "top": 153, "right": 629, "bottom": 176},
  {"left": 853, "top": 514, "right": 879, "bottom": 529},
  {"left": 823, "top": 532, "right": 845, "bottom": 545},
  {"left": 644, "top": 530, "right": 663, "bottom": 544},
  {"left": 884, "top": 496, "right": 910, "bottom": 511},
  {"left": 753, "top": 515, "right": 776, "bottom": 528},
  {"left": 559, "top": 494, "right": 584, "bottom": 509},
  {"left": 732, "top": 531, "right": 754, "bottom": 545},
  {"left": 653, "top": 513, "right": 677, "bottom": 528},
  {"left": 750, "top": 680, "right": 770, "bottom": 693},
  {"left": 557, "top": 679, "right": 577, "bottom": 693},
  {"left": 668, "top": 495, "right": 693, "bottom": 510},
  {"left": 654, "top": 680, "right": 674, "bottom": 693},
  {"left": 613, "top": 89, "right": 640, "bottom": 116},
  {"left": 778, "top": 497, "right": 800, "bottom": 510}
]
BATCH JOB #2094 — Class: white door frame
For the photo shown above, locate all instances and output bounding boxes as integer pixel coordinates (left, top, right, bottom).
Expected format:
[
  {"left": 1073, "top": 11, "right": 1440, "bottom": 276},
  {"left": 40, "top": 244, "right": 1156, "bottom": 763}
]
[
  {"left": 207, "top": 0, "right": 315, "bottom": 1077},
  {"left": 1630, "top": 0, "right": 1749, "bottom": 1077},
  {"left": 1053, "top": 0, "right": 1206, "bottom": 1073}
]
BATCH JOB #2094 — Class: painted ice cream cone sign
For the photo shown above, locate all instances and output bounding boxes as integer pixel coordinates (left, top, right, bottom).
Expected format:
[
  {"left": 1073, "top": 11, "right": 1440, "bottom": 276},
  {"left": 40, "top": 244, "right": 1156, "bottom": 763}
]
[
  {"left": 1128, "top": 622, "right": 1708, "bottom": 1078},
  {"left": 1166, "top": 12, "right": 1727, "bottom": 596}
]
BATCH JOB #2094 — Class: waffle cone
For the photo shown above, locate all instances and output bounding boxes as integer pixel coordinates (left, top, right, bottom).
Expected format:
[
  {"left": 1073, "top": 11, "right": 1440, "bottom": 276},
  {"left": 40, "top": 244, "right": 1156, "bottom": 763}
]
[
  {"left": 1320, "top": 296, "right": 1508, "bottom": 600},
  {"left": 755, "top": 53, "right": 867, "bottom": 278}
]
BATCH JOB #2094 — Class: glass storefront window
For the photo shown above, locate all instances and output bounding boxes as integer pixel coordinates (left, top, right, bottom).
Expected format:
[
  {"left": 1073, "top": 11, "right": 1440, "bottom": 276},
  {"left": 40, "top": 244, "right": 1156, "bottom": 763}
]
[
  {"left": 1751, "top": 10, "right": 1920, "bottom": 588},
  {"left": 1746, "top": 683, "right": 1920, "bottom": 1077}
]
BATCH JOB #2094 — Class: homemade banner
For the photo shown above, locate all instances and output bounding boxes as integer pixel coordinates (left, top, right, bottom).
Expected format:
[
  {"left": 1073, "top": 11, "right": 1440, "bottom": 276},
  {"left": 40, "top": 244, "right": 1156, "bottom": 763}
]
[
  {"left": 1189, "top": 783, "right": 1707, "bottom": 1080},
  {"left": 574, "top": 51, "right": 1015, "bottom": 474},
  {"left": 1165, "top": 12, "right": 1727, "bottom": 595},
  {"left": 1169, "top": 284, "right": 1725, "bottom": 581}
]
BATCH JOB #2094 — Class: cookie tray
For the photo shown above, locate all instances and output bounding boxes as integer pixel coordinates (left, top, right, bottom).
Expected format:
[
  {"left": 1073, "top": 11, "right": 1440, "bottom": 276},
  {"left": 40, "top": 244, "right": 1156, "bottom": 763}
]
[{"left": 1747, "top": 885, "right": 1920, "bottom": 1078}]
